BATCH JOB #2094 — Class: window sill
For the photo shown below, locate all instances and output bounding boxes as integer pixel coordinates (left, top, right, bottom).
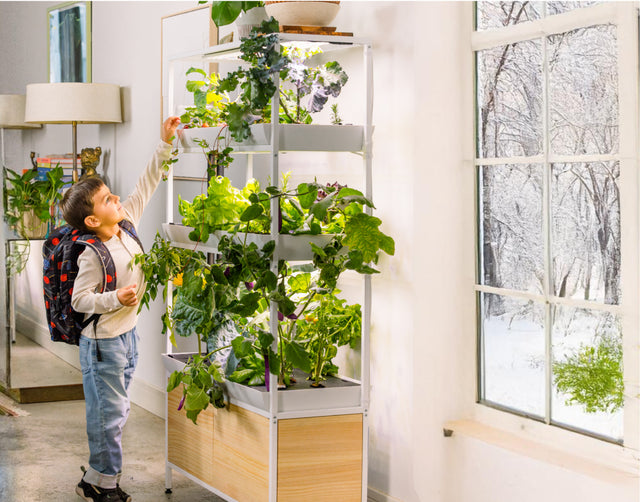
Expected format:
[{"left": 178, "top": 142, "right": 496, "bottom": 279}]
[{"left": 443, "top": 418, "right": 639, "bottom": 485}]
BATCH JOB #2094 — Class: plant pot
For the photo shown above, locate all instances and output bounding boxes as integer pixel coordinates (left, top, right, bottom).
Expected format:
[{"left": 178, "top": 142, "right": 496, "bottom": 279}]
[
  {"left": 177, "top": 123, "right": 366, "bottom": 152},
  {"left": 166, "top": 384, "right": 363, "bottom": 501},
  {"left": 18, "top": 210, "right": 48, "bottom": 239},
  {"left": 162, "top": 223, "right": 335, "bottom": 261},
  {"left": 264, "top": 1, "right": 341, "bottom": 27},
  {"left": 236, "top": 6, "right": 268, "bottom": 38},
  {"left": 163, "top": 353, "right": 361, "bottom": 413},
  {"left": 163, "top": 352, "right": 364, "bottom": 500}
]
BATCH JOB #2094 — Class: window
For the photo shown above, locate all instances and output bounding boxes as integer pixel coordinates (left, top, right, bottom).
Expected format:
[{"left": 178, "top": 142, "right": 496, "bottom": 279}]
[{"left": 474, "top": 2, "right": 637, "bottom": 443}]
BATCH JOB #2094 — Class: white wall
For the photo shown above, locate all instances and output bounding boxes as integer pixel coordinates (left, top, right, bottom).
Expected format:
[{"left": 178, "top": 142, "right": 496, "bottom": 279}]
[{"left": 1, "top": 2, "right": 637, "bottom": 502}]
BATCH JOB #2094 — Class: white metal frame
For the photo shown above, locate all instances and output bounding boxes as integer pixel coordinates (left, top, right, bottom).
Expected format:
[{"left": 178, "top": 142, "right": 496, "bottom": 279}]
[
  {"left": 472, "top": 2, "right": 640, "bottom": 450},
  {"left": 163, "top": 33, "right": 374, "bottom": 502}
]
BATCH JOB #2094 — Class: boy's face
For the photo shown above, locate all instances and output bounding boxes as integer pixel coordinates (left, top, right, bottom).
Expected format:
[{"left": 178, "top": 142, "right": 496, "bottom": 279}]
[{"left": 89, "top": 184, "right": 124, "bottom": 228}]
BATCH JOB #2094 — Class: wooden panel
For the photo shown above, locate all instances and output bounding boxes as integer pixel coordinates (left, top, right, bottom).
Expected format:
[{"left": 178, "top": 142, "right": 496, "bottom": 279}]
[
  {"left": 212, "top": 404, "right": 270, "bottom": 502},
  {"left": 167, "top": 387, "right": 215, "bottom": 486},
  {"left": 277, "top": 414, "right": 363, "bottom": 502},
  {"left": 7, "top": 383, "right": 84, "bottom": 403}
]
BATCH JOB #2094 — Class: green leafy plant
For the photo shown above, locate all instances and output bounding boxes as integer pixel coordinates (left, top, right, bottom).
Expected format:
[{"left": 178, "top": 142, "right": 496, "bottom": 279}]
[
  {"left": 166, "top": 348, "right": 228, "bottom": 424},
  {"left": 296, "top": 291, "right": 361, "bottom": 386},
  {"left": 181, "top": 67, "right": 230, "bottom": 129},
  {"left": 553, "top": 334, "right": 624, "bottom": 413},
  {"left": 208, "top": 1, "right": 264, "bottom": 27},
  {"left": 330, "top": 103, "right": 343, "bottom": 125},
  {"left": 216, "top": 18, "right": 350, "bottom": 140},
  {"left": 4, "top": 165, "right": 66, "bottom": 235},
  {"left": 3, "top": 165, "right": 67, "bottom": 272},
  {"left": 277, "top": 45, "right": 348, "bottom": 125},
  {"left": 218, "top": 18, "right": 288, "bottom": 141}
]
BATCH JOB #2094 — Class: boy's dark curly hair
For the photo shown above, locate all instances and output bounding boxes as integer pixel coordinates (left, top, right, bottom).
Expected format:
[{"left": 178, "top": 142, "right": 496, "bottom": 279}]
[{"left": 59, "top": 177, "right": 106, "bottom": 234}]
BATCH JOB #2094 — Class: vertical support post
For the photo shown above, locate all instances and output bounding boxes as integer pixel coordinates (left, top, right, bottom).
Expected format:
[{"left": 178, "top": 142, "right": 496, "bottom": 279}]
[
  {"left": 0, "top": 127, "right": 5, "bottom": 168},
  {"left": 164, "top": 381, "right": 173, "bottom": 493},
  {"left": 72, "top": 121, "right": 79, "bottom": 182},
  {"left": 246, "top": 152, "right": 254, "bottom": 181},
  {"left": 166, "top": 59, "right": 175, "bottom": 226},
  {"left": 268, "top": 37, "right": 281, "bottom": 502},
  {"left": 0, "top": 128, "right": 8, "bottom": 388},
  {"left": 2, "top": 240, "right": 9, "bottom": 389},
  {"left": 361, "top": 42, "right": 374, "bottom": 502}
]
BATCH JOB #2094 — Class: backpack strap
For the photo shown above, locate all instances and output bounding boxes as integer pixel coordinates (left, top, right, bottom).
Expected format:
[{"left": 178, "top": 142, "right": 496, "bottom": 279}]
[{"left": 119, "top": 219, "right": 144, "bottom": 253}]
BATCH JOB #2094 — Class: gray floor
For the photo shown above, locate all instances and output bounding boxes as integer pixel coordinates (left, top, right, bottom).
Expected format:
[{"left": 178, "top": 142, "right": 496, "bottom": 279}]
[
  {"left": 0, "top": 399, "right": 226, "bottom": 502},
  {"left": 0, "top": 335, "right": 224, "bottom": 502},
  {"left": 10, "top": 332, "right": 82, "bottom": 388}
]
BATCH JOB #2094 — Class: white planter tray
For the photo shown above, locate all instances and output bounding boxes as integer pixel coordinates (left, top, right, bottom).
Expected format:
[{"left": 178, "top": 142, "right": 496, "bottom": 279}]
[
  {"left": 176, "top": 123, "right": 366, "bottom": 153},
  {"left": 162, "top": 222, "right": 333, "bottom": 261},
  {"left": 162, "top": 352, "right": 361, "bottom": 414}
]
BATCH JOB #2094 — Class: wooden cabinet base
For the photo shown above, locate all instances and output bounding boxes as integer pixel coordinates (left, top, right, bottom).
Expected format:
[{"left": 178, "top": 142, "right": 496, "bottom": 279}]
[{"left": 167, "top": 388, "right": 363, "bottom": 501}]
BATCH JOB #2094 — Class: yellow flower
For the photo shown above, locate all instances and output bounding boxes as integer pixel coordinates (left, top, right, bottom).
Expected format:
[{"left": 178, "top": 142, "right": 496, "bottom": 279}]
[{"left": 172, "top": 273, "right": 183, "bottom": 287}]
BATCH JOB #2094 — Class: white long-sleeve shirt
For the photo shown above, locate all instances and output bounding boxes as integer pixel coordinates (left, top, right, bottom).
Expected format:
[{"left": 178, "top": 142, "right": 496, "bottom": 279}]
[{"left": 71, "top": 140, "right": 172, "bottom": 339}]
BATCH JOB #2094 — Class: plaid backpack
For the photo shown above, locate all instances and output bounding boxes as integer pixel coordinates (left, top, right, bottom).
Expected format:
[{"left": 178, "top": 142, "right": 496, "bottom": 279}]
[{"left": 42, "top": 220, "right": 143, "bottom": 346}]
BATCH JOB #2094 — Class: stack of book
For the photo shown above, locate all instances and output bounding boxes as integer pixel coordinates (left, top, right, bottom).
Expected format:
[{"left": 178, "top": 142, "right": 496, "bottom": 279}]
[{"left": 31, "top": 154, "right": 78, "bottom": 187}]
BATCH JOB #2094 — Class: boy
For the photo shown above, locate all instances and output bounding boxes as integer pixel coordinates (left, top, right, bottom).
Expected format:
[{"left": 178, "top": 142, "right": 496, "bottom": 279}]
[{"left": 60, "top": 116, "right": 180, "bottom": 502}]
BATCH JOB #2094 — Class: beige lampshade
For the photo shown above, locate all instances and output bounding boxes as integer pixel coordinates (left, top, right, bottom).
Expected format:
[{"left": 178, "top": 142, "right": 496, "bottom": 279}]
[
  {"left": 0, "top": 95, "right": 42, "bottom": 129},
  {"left": 24, "top": 83, "right": 122, "bottom": 124}
]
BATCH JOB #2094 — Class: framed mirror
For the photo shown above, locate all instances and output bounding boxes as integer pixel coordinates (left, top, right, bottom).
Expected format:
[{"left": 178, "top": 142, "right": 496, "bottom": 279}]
[{"left": 48, "top": 1, "right": 92, "bottom": 83}]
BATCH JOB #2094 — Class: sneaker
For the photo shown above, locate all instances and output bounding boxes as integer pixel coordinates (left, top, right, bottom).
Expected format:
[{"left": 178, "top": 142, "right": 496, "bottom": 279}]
[
  {"left": 76, "top": 478, "right": 121, "bottom": 502},
  {"left": 116, "top": 484, "right": 132, "bottom": 502}
]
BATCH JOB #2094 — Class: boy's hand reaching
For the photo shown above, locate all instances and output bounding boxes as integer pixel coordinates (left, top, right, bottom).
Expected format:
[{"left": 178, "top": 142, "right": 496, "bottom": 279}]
[
  {"left": 117, "top": 284, "right": 138, "bottom": 307},
  {"left": 162, "top": 116, "right": 181, "bottom": 144}
]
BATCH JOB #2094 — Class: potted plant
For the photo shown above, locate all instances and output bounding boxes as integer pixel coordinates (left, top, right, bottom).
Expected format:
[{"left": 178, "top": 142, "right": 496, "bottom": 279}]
[
  {"left": 135, "top": 175, "right": 393, "bottom": 422},
  {"left": 155, "top": 17, "right": 377, "bottom": 500},
  {"left": 177, "top": 18, "right": 358, "bottom": 153},
  {"left": 264, "top": 1, "right": 341, "bottom": 28},
  {"left": 3, "top": 164, "right": 67, "bottom": 272},
  {"left": 210, "top": 1, "right": 265, "bottom": 28}
]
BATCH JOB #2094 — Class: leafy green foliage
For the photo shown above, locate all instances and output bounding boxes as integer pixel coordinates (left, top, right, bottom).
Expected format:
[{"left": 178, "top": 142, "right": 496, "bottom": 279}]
[
  {"left": 181, "top": 67, "right": 230, "bottom": 128},
  {"left": 218, "top": 18, "right": 286, "bottom": 141},
  {"left": 209, "top": 1, "right": 263, "bottom": 27},
  {"left": 166, "top": 349, "right": 227, "bottom": 424},
  {"left": 343, "top": 213, "right": 396, "bottom": 264},
  {"left": 296, "top": 292, "right": 361, "bottom": 386},
  {"left": 3, "top": 165, "right": 67, "bottom": 273},
  {"left": 4, "top": 164, "right": 66, "bottom": 235},
  {"left": 553, "top": 334, "right": 624, "bottom": 413},
  {"left": 179, "top": 176, "right": 251, "bottom": 240},
  {"left": 278, "top": 46, "right": 349, "bottom": 124}
]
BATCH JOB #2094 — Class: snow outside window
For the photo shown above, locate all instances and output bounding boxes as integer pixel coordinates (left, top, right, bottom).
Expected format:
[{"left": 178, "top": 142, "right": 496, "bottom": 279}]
[{"left": 474, "top": 2, "right": 638, "bottom": 444}]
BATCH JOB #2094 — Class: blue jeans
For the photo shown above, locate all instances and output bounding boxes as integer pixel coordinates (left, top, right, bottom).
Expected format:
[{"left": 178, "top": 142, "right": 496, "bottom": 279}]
[{"left": 79, "top": 328, "right": 139, "bottom": 489}]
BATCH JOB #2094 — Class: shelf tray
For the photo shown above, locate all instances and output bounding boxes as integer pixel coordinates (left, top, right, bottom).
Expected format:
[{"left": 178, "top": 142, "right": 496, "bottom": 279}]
[
  {"left": 163, "top": 353, "right": 361, "bottom": 415},
  {"left": 162, "top": 223, "right": 334, "bottom": 261},
  {"left": 176, "top": 124, "right": 366, "bottom": 153}
]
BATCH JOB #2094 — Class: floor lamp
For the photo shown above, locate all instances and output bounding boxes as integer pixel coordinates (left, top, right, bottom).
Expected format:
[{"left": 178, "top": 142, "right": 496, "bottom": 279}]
[
  {"left": 24, "top": 83, "right": 122, "bottom": 182},
  {"left": 0, "top": 94, "right": 41, "bottom": 169},
  {"left": 0, "top": 95, "right": 41, "bottom": 349}
]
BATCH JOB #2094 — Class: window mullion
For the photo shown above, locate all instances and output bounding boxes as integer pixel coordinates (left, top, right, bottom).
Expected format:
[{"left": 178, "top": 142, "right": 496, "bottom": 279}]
[{"left": 541, "top": 31, "right": 553, "bottom": 427}]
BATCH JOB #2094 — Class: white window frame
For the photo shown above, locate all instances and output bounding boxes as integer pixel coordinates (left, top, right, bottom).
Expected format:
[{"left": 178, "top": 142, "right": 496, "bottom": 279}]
[{"left": 472, "top": 1, "right": 640, "bottom": 457}]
